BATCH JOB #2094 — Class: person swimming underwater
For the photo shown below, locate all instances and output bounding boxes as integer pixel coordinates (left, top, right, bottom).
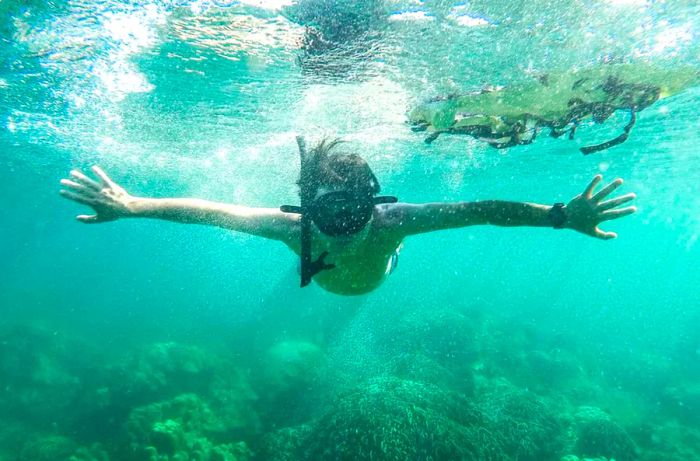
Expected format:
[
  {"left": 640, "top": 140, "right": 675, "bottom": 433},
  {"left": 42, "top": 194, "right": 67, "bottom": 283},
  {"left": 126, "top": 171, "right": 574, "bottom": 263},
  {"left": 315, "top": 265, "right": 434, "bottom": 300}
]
[{"left": 60, "top": 137, "right": 636, "bottom": 296}]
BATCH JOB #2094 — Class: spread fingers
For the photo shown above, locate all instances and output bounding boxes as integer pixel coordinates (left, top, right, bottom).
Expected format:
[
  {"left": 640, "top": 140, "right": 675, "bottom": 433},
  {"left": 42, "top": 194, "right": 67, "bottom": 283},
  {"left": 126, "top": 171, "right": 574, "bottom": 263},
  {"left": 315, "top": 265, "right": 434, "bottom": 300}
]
[
  {"left": 70, "top": 170, "right": 102, "bottom": 191},
  {"left": 598, "top": 193, "right": 636, "bottom": 211},
  {"left": 60, "top": 189, "right": 97, "bottom": 206},
  {"left": 591, "top": 178, "right": 623, "bottom": 202},
  {"left": 583, "top": 175, "right": 603, "bottom": 199},
  {"left": 91, "top": 166, "right": 117, "bottom": 188},
  {"left": 60, "top": 178, "right": 98, "bottom": 196},
  {"left": 600, "top": 206, "right": 637, "bottom": 221}
]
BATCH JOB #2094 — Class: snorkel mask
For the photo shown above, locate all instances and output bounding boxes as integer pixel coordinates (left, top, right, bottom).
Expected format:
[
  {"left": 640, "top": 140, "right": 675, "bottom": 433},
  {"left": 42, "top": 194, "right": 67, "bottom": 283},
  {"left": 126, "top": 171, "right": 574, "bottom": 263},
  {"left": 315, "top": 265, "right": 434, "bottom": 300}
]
[
  {"left": 281, "top": 136, "right": 398, "bottom": 286},
  {"left": 308, "top": 190, "right": 396, "bottom": 236}
]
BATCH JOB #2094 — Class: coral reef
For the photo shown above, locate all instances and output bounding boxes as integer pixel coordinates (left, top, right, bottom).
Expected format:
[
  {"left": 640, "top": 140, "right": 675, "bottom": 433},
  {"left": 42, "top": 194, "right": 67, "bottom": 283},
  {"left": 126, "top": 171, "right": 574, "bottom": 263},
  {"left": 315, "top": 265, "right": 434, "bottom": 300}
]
[
  {"left": 388, "top": 352, "right": 475, "bottom": 395},
  {"left": 127, "top": 394, "right": 251, "bottom": 461},
  {"left": 17, "top": 436, "right": 108, "bottom": 461},
  {"left": 661, "top": 382, "right": 700, "bottom": 427},
  {"left": 19, "top": 435, "right": 77, "bottom": 461},
  {"left": 255, "top": 340, "right": 325, "bottom": 427},
  {"left": 0, "top": 326, "right": 88, "bottom": 428},
  {"left": 524, "top": 347, "right": 585, "bottom": 390},
  {"left": 110, "top": 342, "right": 218, "bottom": 403},
  {"left": 596, "top": 350, "right": 673, "bottom": 401},
  {"left": 384, "top": 308, "right": 481, "bottom": 369},
  {"left": 68, "top": 443, "right": 110, "bottom": 461},
  {"left": 261, "top": 341, "right": 325, "bottom": 395},
  {"left": 479, "top": 383, "right": 568, "bottom": 461},
  {"left": 257, "top": 425, "right": 313, "bottom": 461},
  {"left": 561, "top": 457, "right": 611, "bottom": 461},
  {"left": 0, "top": 325, "right": 257, "bottom": 461},
  {"left": 77, "top": 341, "right": 259, "bottom": 442},
  {"left": 3, "top": 301, "right": 700, "bottom": 461},
  {"left": 634, "top": 420, "right": 700, "bottom": 461},
  {"left": 573, "top": 406, "right": 638, "bottom": 461},
  {"left": 262, "top": 376, "right": 507, "bottom": 461},
  {"left": 370, "top": 307, "right": 482, "bottom": 399}
]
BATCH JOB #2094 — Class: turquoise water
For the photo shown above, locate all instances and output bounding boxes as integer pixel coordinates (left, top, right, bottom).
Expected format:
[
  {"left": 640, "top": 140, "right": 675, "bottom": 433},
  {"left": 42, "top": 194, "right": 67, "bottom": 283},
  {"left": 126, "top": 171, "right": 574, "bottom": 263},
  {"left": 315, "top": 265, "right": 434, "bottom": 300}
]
[{"left": 1, "top": 1, "right": 700, "bottom": 460}]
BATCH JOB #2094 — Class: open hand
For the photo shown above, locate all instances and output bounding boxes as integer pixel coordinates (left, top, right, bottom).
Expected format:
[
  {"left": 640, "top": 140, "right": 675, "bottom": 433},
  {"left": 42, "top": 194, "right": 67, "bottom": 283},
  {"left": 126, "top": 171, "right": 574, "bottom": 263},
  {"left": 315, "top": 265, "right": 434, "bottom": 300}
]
[
  {"left": 565, "top": 175, "right": 636, "bottom": 240},
  {"left": 60, "top": 166, "right": 134, "bottom": 223}
]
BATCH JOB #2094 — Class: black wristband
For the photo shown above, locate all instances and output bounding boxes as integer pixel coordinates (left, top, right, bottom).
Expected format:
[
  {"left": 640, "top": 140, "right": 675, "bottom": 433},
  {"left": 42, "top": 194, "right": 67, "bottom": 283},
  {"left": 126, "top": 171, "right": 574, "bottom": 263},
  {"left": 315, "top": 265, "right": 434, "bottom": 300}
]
[{"left": 548, "top": 202, "right": 567, "bottom": 229}]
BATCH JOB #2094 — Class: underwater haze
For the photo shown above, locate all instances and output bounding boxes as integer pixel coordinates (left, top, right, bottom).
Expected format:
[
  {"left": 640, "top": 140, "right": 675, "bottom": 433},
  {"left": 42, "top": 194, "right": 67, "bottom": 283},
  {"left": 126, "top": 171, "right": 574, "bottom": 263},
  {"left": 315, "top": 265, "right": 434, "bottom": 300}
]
[{"left": 1, "top": 0, "right": 700, "bottom": 460}]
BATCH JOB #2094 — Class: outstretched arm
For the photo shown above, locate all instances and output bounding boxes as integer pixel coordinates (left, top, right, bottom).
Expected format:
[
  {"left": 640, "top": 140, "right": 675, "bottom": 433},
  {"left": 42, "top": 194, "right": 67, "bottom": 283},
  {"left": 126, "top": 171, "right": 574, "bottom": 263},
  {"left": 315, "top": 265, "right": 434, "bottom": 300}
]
[
  {"left": 387, "top": 175, "right": 636, "bottom": 240},
  {"left": 60, "top": 166, "right": 298, "bottom": 243}
]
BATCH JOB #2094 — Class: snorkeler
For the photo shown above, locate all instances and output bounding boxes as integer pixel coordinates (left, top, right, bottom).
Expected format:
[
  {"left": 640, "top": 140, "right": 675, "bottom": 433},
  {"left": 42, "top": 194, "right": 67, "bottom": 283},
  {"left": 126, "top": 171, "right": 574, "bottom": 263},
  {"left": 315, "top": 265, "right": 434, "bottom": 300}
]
[{"left": 60, "top": 137, "right": 636, "bottom": 296}]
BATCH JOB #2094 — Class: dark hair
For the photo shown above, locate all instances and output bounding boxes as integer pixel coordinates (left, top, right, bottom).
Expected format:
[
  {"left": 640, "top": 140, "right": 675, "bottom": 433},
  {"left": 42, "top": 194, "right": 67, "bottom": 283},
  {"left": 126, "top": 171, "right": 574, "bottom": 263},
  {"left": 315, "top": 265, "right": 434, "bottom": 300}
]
[{"left": 298, "top": 138, "right": 380, "bottom": 198}]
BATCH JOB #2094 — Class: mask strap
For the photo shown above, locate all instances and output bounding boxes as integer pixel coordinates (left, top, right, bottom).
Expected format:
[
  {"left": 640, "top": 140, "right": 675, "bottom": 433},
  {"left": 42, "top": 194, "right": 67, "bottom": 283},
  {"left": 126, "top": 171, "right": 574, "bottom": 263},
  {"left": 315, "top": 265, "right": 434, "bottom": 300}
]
[{"left": 373, "top": 196, "right": 399, "bottom": 205}]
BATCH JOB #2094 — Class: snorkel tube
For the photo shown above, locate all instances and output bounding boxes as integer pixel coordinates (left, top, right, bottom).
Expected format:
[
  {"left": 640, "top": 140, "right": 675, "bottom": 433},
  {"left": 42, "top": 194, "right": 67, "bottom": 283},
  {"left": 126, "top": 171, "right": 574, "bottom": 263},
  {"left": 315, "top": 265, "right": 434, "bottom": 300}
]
[{"left": 280, "top": 136, "right": 336, "bottom": 287}]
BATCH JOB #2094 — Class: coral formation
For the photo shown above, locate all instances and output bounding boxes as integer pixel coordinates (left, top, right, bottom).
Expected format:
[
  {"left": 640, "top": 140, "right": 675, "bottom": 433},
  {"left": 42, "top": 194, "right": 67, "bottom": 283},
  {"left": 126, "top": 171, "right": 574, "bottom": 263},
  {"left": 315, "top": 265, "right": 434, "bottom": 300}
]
[
  {"left": 560, "top": 457, "right": 611, "bottom": 461},
  {"left": 479, "top": 384, "right": 568, "bottom": 461},
  {"left": 17, "top": 436, "right": 108, "bottom": 461},
  {"left": 68, "top": 443, "right": 110, "bottom": 461},
  {"left": 371, "top": 306, "right": 482, "bottom": 399},
  {"left": 82, "top": 341, "right": 259, "bottom": 441},
  {"left": 257, "top": 425, "right": 313, "bottom": 461},
  {"left": 2, "top": 301, "right": 700, "bottom": 461},
  {"left": 263, "top": 376, "right": 507, "bottom": 460},
  {"left": 0, "top": 325, "right": 257, "bottom": 461},
  {"left": 662, "top": 382, "right": 700, "bottom": 427},
  {"left": 388, "top": 352, "right": 475, "bottom": 395},
  {"left": 0, "top": 326, "right": 86, "bottom": 428},
  {"left": 634, "top": 420, "right": 700, "bottom": 461},
  {"left": 127, "top": 394, "right": 251, "bottom": 461},
  {"left": 524, "top": 347, "right": 584, "bottom": 389},
  {"left": 112, "top": 342, "right": 217, "bottom": 402},
  {"left": 255, "top": 340, "right": 325, "bottom": 426},
  {"left": 19, "top": 435, "right": 77, "bottom": 461},
  {"left": 262, "top": 341, "right": 325, "bottom": 395},
  {"left": 384, "top": 308, "right": 481, "bottom": 369},
  {"left": 573, "top": 406, "right": 638, "bottom": 461}
]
